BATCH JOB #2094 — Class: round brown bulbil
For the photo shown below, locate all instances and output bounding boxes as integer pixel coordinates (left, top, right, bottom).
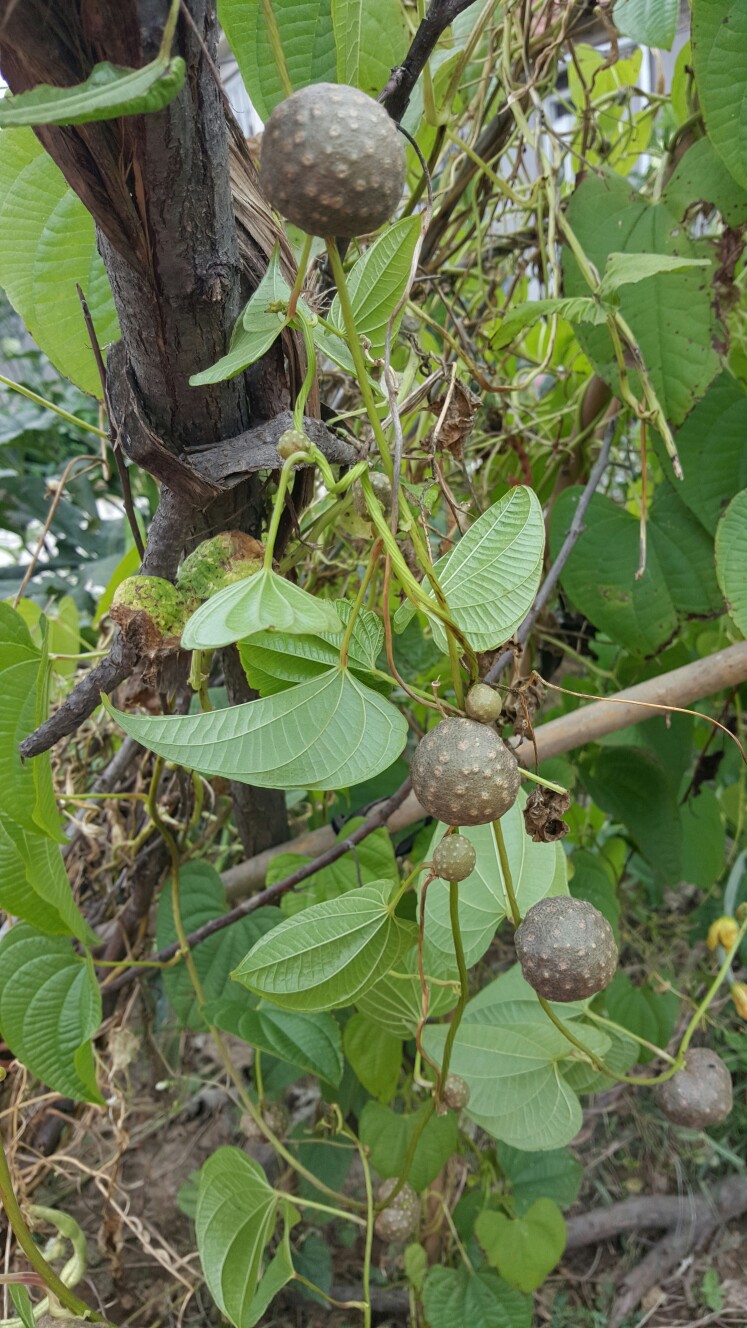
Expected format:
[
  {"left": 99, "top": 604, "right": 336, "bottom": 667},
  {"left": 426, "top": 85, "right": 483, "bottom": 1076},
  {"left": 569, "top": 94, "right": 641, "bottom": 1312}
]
[
  {"left": 259, "top": 83, "right": 406, "bottom": 239},
  {"left": 515, "top": 896, "right": 618, "bottom": 1002},
  {"left": 465, "top": 682, "right": 503, "bottom": 724},
  {"left": 374, "top": 1179, "right": 420, "bottom": 1241},
  {"left": 442, "top": 1073, "right": 470, "bottom": 1111},
  {"left": 410, "top": 717, "right": 520, "bottom": 826},
  {"left": 655, "top": 1048, "right": 733, "bottom": 1128}
]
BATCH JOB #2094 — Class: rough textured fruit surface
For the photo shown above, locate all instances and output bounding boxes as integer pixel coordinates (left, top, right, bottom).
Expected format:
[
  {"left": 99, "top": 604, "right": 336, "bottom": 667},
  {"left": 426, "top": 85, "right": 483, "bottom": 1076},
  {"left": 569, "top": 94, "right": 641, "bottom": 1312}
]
[
  {"left": 655, "top": 1048, "right": 733, "bottom": 1128},
  {"left": 433, "top": 834, "right": 477, "bottom": 881},
  {"left": 465, "top": 683, "right": 503, "bottom": 724},
  {"left": 276, "top": 428, "right": 309, "bottom": 460},
  {"left": 442, "top": 1073, "right": 470, "bottom": 1111},
  {"left": 110, "top": 576, "right": 189, "bottom": 655},
  {"left": 352, "top": 470, "right": 392, "bottom": 518},
  {"left": 259, "top": 83, "right": 406, "bottom": 238},
  {"left": 410, "top": 718, "right": 520, "bottom": 826},
  {"left": 374, "top": 1179, "right": 420, "bottom": 1241},
  {"left": 515, "top": 897, "right": 618, "bottom": 1001},
  {"left": 177, "top": 531, "right": 265, "bottom": 603},
  {"left": 240, "top": 1102, "right": 291, "bottom": 1140}
]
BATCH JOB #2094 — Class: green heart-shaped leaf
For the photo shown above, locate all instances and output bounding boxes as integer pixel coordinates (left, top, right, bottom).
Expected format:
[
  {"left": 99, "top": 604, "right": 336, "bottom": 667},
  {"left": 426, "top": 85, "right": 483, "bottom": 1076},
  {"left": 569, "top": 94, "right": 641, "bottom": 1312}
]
[
  {"left": 550, "top": 485, "right": 721, "bottom": 655},
  {"left": 196, "top": 1149, "right": 279, "bottom": 1328},
  {"left": 182, "top": 567, "right": 341, "bottom": 650},
  {"left": 232, "top": 880, "right": 416, "bottom": 1011},
  {"left": 396, "top": 487, "right": 545, "bottom": 653},
  {"left": 105, "top": 667, "right": 407, "bottom": 790},
  {"left": 0, "top": 925, "right": 103, "bottom": 1103},
  {"left": 475, "top": 1198, "right": 566, "bottom": 1292},
  {"left": 716, "top": 488, "right": 747, "bottom": 634}
]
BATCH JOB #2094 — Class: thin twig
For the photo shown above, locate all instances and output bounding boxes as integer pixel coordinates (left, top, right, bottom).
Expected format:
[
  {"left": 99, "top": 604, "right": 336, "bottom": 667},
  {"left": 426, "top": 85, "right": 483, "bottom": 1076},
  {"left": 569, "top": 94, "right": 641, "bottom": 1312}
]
[
  {"left": 102, "top": 778, "right": 414, "bottom": 989},
  {"left": 379, "top": 0, "right": 482, "bottom": 121},
  {"left": 77, "top": 284, "right": 144, "bottom": 559},
  {"left": 485, "top": 416, "right": 616, "bottom": 682}
]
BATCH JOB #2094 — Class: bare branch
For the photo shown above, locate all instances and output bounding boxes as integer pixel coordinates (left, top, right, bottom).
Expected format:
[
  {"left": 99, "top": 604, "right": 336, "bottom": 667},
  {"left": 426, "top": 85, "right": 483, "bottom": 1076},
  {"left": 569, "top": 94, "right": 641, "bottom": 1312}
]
[
  {"left": 221, "top": 640, "right": 747, "bottom": 896},
  {"left": 102, "top": 778, "right": 413, "bottom": 991},
  {"left": 19, "top": 633, "right": 138, "bottom": 761},
  {"left": 380, "top": 0, "right": 481, "bottom": 122},
  {"left": 563, "top": 1177, "right": 747, "bottom": 1328}
]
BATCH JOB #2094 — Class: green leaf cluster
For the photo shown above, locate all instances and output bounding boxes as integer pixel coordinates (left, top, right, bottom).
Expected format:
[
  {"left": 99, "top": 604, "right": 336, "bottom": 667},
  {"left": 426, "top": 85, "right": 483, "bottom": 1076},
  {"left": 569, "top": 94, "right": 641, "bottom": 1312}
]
[
  {"left": 0, "top": 128, "right": 119, "bottom": 394},
  {"left": 423, "top": 965, "right": 636, "bottom": 1151}
]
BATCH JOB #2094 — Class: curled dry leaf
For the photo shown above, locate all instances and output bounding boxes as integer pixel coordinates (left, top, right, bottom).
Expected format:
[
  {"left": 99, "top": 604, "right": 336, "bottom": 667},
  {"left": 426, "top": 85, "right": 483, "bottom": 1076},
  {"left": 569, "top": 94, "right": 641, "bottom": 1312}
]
[
  {"left": 523, "top": 786, "right": 572, "bottom": 843},
  {"left": 504, "top": 677, "right": 547, "bottom": 737},
  {"left": 426, "top": 380, "right": 481, "bottom": 459}
]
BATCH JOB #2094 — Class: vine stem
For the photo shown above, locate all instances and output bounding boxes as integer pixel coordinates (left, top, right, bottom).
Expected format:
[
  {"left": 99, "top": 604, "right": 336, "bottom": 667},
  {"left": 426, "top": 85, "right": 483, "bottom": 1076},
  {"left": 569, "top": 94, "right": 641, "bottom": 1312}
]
[
  {"left": 517, "top": 766, "right": 567, "bottom": 795},
  {"left": 291, "top": 1195, "right": 366, "bottom": 1228},
  {"left": 437, "top": 879, "right": 469, "bottom": 1100},
  {"left": 0, "top": 373, "right": 107, "bottom": 438},
  {"left": 263, "top": 450, "right": 315, "bottom": 569},
  {"left": 291, "top": 314, "right": 317, "bottom": 431},
  {"left": 159, "top": 0, "right": 181, "bottom": 57},
  {"left": 0, "top": 1131, "right": 109, "bottom": 1323},
  {"left": 679, "top": 914, "right": 747, "bottom": 1056},
  {"left": 493, "top": 818, "right": 521, "bottom": 926},
  {"left": 586, "top": 1009, "right": 677, "bottom": 1065},
  {"left": 324, "top": 238, "right": 468, "bottom": 704},
  {"left": 536, "top": 996, "right": 675, "bottom": 1088},
  {"left": 349, "top": 1128, "right": 375, "bottom": 1328},
  {"left": 287, "top": 231, "right": 313, "bottom": 321},
  {"left": 339, "top": 540, "right": 382, "bottom": 668},
  {"left": 145, "top": 760, "right": 366, "bottom": 1210}
]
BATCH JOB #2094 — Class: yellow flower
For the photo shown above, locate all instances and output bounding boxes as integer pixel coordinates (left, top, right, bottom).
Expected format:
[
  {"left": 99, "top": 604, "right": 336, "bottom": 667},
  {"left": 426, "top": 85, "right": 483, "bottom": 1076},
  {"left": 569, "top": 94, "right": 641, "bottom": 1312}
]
[
  {"left": 706, "top": 916, "right": 740, "bottom": 952},
  {"left": 731, "top": 983, "right": 747, "bottom": 1021}
]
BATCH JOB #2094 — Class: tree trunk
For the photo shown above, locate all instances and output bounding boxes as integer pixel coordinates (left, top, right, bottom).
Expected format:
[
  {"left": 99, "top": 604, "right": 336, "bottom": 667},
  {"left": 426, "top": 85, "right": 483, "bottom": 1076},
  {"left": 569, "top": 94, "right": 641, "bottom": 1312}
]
[{"left": 0, "top": 0, "right": 289, "bottom": 852}]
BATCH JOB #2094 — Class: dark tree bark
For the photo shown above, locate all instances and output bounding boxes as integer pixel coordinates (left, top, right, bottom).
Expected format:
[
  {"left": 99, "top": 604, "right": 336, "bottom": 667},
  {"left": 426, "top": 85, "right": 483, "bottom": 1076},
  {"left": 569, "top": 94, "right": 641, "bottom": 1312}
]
[{"left": 0, "top": 0, "right": 289, "bottom": 851}]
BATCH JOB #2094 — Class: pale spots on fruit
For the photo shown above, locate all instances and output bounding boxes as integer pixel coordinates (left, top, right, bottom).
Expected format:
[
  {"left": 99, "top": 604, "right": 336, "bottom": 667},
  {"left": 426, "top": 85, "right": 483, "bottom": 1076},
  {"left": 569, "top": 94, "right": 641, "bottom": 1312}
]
[
  {"left": 410, "top": 718, "right": 520, "bottom": 826},
  {"left": 655, "top": 1048, "right": 733, "bottom": 1128},
  {"left": 260, "top": 83, "right": 405, "bottom": 238},
  {"left": 432, "top": 833, "right": 477, "bottom": 881},
  {"left": 374, "top": 1180, "right": 420, "bottom": 1241},
  {"left": 515, "top": 897, "right": 618, "bottom": 1002}
]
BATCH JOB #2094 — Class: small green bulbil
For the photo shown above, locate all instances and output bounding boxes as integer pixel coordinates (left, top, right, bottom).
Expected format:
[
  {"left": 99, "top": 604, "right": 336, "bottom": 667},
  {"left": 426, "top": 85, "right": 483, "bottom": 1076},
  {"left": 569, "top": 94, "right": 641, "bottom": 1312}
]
[
  {"left": 353, "top": 471, "right": 392, "bottom": 520},
  {"left": 110, "top": 575, "right": 191, "bottom": 656},
  {"left": 111, "top": 576, "right": 188, "bottom": 639},
  {"left": 177, "top": 531, "right": 265, "bottom": 604}
]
